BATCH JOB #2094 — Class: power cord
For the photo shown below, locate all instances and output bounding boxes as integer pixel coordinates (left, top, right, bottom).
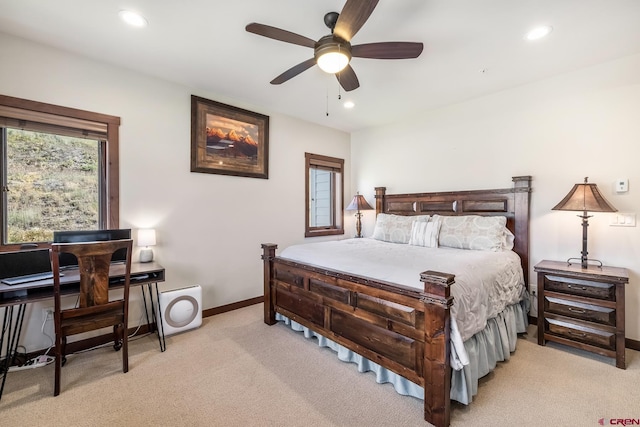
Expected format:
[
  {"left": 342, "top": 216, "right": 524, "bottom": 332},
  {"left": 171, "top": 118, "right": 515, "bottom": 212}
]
[
  {"left": 70, "top": 301, "right": 152, "bottom": 357},
  {"left": 0, "top": 345, "right": 28, "bottom": 374},
  {"left": 41, "top": 311, "right": 54, "bottom": 356},
  {"left": 8, "top": 298, "right": 156, "bottom": 370},
  {"left": 5, "top": 343, "right": 54, "bottom": 373}
]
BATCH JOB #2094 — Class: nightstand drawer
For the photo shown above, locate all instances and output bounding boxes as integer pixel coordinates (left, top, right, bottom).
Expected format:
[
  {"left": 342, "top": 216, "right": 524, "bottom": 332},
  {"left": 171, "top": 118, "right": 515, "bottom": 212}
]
[
  {"left": 544, "top": 295, "right": 615, "bottom": 326},
  {"left": 543, "top": 274, "right": 615, "bottom": 301},
  {"left": 545, "top": 317, "right": 615, "bottom": 350}
]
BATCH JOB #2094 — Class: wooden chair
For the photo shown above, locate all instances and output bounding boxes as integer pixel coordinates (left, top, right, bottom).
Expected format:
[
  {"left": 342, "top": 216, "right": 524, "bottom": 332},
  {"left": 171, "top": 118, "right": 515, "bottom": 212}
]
[{"left": 50, "top": 239, "right": 133, "bottom": 396}]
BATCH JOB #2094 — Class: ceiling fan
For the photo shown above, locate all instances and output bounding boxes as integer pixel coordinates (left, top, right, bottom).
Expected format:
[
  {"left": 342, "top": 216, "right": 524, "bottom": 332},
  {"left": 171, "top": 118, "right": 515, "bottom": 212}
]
[{"left": 246, "top": 0, "right": 423, "bottom": 92}]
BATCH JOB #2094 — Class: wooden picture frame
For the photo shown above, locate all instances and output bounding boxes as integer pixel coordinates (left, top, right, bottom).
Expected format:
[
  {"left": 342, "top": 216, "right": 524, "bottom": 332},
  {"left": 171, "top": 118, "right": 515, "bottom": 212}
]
[{"left": 191, "top": 95, "right": 269, "bottom": 179}]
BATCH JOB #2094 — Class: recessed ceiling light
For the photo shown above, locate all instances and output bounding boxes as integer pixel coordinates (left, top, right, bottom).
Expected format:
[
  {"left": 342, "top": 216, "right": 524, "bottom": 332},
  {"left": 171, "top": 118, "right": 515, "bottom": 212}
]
[
  {"left": 343, "top": 101, "right": 355, "bottom": 109},
  {"left": 525, "top": 25, "right": 552, "bottom": 41},
  {"left": 119, "top": 10, "right": 148, "bottom": 28}
]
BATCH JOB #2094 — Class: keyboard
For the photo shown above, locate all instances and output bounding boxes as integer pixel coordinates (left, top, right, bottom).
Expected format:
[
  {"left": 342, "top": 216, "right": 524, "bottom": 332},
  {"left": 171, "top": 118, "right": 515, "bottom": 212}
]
[{"left": 1, "top": 272, "right": 54, "bottom": 285}]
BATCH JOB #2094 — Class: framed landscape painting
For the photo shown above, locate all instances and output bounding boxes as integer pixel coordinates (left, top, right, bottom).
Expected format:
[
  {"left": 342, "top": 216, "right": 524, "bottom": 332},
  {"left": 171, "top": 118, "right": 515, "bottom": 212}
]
[{"left": 191, "top": 95, "right": 269, "bottom": 179}]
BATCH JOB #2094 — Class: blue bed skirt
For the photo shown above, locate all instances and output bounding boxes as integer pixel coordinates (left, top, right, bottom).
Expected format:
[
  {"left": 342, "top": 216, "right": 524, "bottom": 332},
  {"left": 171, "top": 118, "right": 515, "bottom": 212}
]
[{"left": 276, "top": 299, "right": 529, "bottom": 404}]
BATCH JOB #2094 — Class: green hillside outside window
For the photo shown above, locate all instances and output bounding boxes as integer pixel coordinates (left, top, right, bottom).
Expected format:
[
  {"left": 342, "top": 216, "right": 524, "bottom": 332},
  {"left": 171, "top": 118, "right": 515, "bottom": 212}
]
[{"left": 2, "top": 128, "right": 100, "bottom": 244}]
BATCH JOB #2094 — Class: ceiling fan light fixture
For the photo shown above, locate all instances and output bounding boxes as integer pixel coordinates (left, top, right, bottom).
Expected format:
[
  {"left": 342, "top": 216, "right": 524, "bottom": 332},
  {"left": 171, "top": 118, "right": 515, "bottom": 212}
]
[
  {"left": 317, "top": 51, "right": 350, "bottom": 73},
  {"left": 315, "top": 37, "right": 352, "bottom": 74}
]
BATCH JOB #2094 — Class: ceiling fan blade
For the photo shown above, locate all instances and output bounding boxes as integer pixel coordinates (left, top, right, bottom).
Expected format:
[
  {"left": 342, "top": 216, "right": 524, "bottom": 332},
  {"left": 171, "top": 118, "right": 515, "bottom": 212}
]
[
  {"left": 333, "top": 0, "right": 380, "bottom": 42},
  {"left": 270, "top": 58, "right": 317, "bottom": 85},
  {"left": 351, "top": 42, "right": 424, "bottom": 59},
  {"left": 246, "top": 23, "right": 316, "bottom": 48},
  {"left": 336, "top": 65, "right": 360, "bottom": 92}
]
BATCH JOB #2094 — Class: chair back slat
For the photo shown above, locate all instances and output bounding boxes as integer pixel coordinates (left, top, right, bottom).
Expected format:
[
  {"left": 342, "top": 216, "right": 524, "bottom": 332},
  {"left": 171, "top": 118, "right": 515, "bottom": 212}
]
[{"left": 77, "top": 253, "right": 112, "bottom": 307}]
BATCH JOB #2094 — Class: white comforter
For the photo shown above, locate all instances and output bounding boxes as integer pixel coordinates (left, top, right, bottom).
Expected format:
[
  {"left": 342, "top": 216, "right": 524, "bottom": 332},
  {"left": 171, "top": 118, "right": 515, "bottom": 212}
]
[{"left": 279, "top": 238, "right": 525, "bottom": 342}]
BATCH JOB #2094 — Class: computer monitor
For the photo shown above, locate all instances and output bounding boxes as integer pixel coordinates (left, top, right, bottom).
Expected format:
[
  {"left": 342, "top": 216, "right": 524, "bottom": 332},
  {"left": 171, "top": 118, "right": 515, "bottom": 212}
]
[
  {"left": 0, "top": 249, "right": 51, "bottom": 280},
  {"left": 52, "top": 228, "right": 131, "bottom": 268}
]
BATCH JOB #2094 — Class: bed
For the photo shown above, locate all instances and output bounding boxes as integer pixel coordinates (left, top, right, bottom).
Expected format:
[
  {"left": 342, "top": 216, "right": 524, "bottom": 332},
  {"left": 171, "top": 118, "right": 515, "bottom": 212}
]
[{"left": 261, "top": 176, "right": 532, "bottom": 427}]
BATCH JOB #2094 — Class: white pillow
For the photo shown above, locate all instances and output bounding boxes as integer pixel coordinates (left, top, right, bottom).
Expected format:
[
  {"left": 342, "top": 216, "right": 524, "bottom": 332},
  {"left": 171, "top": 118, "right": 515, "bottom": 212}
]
[
  {"left": 503, "top": 227, "right": 515, "bottom": 251},
  {"left": 437, "top": 215, "right": 511, "bottom": 251},
  {"left": 372, "top": 213, "right": 430, "bottom": 244},
  {"left": 408, "top": 217, "right": 441, "bottom": 248}
]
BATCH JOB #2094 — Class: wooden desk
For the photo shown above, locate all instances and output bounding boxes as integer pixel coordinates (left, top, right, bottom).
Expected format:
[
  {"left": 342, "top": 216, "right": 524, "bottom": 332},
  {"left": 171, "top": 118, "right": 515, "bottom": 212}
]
[
  {"left": 1, "top": 261, "right": 165, "bottom": 306},
  {"left": 0, "top": 261, "right": 166, "bottom": 400}
]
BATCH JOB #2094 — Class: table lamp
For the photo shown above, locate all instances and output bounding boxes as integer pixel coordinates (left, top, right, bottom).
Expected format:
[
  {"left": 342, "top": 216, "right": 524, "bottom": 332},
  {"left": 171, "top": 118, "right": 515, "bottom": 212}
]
[
  {"left": 552, "top": 177, "right": 617, "bottom": 268},
  {"left": 137, "top": 228, "right": 156, "bottom": 263},
  {"left": 346, "top": 192, "right": 373, "bottom": 238}
]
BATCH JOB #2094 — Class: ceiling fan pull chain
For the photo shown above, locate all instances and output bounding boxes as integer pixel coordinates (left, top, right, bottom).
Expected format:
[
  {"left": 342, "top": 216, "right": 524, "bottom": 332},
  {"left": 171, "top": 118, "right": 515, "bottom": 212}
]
[{"left": 326, "top": 89, "right": 329, "bottom": 117}]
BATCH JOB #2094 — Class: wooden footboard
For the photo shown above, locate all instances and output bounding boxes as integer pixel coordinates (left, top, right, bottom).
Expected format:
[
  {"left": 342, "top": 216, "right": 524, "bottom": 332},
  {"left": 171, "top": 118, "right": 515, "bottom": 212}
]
[{"left": 262, "top": 244, "right": 454, "bottom": 427}]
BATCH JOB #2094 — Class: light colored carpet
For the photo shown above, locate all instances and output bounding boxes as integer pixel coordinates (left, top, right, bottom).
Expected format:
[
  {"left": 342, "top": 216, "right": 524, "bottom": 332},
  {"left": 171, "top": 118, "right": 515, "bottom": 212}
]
[{"left": 1, "top": 303, "right": 638, "bottom": 426}]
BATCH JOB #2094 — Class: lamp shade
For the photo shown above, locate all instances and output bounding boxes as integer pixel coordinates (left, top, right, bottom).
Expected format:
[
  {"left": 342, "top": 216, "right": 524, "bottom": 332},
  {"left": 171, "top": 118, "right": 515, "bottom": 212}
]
[
  {"left": 137, "top": 228, "right": 156, "bottom": 247},
  {"left": 346, "top": 194, "right": 373, "bottom": 211},
  {"left": 552, "top": 177, "right": 617, "bottom": 213}
]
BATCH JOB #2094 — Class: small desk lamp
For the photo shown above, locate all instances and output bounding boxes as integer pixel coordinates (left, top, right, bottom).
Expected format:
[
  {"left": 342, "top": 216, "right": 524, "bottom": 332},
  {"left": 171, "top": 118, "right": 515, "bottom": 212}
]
[
  {"left": 346, "top": 192, "right": 373, "bottom": 238},
  {"left": 552, "top": 177, "right": 617, "bottom": 268},
  {"left": 137, "top": 228, "right": 156, "bottom": 263}
]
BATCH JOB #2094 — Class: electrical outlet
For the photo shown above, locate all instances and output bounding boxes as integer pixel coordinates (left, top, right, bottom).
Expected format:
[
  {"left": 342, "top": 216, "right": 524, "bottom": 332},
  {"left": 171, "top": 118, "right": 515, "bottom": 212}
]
[
  {"left": 42, "top": 307, "right": 54, "bottom": 322},
  {"left": 528, "top": 283, "right": 536, "bottom": 296}
]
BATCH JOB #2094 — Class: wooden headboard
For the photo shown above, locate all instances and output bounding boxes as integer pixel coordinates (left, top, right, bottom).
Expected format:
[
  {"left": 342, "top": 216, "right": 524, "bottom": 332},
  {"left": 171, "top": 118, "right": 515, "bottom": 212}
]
[{"left": 374, "top": 176, "right": 532, "bottom": 284}]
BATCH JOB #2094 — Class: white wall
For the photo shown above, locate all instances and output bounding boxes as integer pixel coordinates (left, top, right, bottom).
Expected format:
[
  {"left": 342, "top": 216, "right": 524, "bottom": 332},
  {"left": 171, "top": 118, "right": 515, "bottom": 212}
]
[
  {"left": 351, "top": 53, "right": 640, "bottom": 341},
  {"left": 0, "top": 33, "right": 350, "bottom": 352}
]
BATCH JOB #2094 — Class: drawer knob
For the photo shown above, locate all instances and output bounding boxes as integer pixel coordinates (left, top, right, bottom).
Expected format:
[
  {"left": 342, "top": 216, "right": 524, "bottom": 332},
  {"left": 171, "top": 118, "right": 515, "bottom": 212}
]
[
  {"left": 568, "top": 307, "right": 587, "bottom": 314},
  {"left": 567, "top": 284, "right": 587, "bottom": 291},
  {"left": 568, "top": 330, "right": 587, "bottom": 338}
]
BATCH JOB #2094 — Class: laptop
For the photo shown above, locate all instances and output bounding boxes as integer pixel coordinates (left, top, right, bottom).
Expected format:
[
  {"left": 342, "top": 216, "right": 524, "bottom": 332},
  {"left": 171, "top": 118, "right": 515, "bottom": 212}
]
[{"left": 0, "top": 249, "right": 53, "bottom": 285}]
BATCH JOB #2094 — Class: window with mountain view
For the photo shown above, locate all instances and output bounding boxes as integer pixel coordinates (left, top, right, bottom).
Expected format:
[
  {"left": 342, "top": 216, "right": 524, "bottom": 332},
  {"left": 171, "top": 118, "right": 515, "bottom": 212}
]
[
  {"left": 2, "top": 128, "right": 100, "bottom": 244},
  {"left": 0, "top": 95, "right": 120, "bottom": 251}
]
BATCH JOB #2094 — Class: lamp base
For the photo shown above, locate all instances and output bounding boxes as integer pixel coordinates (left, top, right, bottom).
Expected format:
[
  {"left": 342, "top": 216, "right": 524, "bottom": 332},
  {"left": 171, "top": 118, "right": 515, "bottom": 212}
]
[
  {"left": 566, "top": 257, "right": 602, "bottom": 269},
  {"left": 354, "top": 212, "right": 363, "bottom": 238},
  {"left": 140, "top": 248, "right": 154, "bottom": 263}
]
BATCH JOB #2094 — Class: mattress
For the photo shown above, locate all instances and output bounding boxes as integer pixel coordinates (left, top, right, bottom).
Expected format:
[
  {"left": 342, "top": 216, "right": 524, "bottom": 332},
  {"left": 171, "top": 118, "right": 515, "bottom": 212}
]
[{"left": 279, "top": 237, "right": 526, "bottom": 342}]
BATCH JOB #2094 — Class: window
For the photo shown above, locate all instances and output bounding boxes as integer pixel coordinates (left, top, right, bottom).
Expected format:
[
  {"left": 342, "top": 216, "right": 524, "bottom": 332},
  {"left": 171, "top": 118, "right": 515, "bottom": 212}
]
[
  {"left": 0, "top": 95, "right": 120, "bottom": 251},
  {"left": 305, "top": 152, "right": 344, "bottom": 237}
]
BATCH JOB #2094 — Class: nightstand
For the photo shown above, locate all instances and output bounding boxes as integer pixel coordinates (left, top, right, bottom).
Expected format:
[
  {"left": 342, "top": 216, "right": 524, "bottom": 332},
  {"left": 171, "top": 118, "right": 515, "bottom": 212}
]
[{"left": 534, "top": 260, "right": 629, "bottom": 369}]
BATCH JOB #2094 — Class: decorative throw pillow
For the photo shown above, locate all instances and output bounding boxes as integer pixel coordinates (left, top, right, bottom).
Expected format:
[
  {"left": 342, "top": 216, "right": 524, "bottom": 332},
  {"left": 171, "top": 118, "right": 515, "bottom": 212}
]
[
  {"left": 408, "top": 216, "right": 441, "bottom": 248},
  {"left": 372, "top": 213, "right": 430, "bottom": 244},
  {"left": 437, "top": 215, "right": 510, "bottom": 251}
]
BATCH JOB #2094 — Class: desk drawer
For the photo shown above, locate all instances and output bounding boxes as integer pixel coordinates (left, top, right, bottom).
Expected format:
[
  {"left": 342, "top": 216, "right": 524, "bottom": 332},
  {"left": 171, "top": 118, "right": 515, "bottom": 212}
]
[
  {"left": 545, "top": 317, "right": 615, "bottom": 350},
  {"left": 544, "top": 296, "right": 615, "bottom": 326},
  {"left": 543, "top": 274, "right": 614, "bottom": 301}
]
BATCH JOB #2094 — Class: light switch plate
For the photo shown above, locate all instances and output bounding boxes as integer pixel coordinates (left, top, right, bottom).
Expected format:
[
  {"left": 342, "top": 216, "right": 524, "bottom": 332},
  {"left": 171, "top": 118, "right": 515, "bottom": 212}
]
[{"left": 610, "top": 213, "right": 636, "bottom": 227}]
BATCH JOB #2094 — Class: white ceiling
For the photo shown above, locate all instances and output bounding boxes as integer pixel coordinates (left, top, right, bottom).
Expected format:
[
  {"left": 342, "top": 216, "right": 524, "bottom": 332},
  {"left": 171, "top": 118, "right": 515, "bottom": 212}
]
[{"left": 2, "top": 0, "right": 640, "bottom": 133}]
